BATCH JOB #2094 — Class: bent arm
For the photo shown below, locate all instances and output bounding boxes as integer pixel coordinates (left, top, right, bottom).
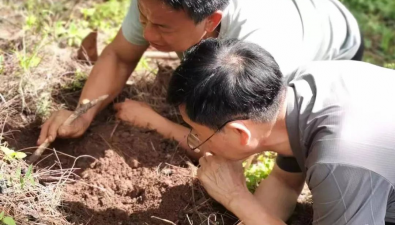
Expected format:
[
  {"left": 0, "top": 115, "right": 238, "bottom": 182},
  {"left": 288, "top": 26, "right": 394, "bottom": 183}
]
[
  {"left": 254, "top": 163, "right": 305, "bottom": 221},
  {"left": 79, "top": 29, "right": 148, "bottom": 122}
]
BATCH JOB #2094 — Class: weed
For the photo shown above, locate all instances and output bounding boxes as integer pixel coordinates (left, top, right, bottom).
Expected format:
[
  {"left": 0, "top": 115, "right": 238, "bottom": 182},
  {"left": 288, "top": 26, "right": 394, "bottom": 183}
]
[
  {"left": 36, "top": 92, "right": 52, "bottom": 119},
  {"left": 342, "top": 0, "right": 395, "bottom": 64},
  {"left": 0, "top": 212, "right": 16, "bottom": 225},
  {"left": 244, "top": 153, "right": 275, "bottom": 191},
  {"left": 0, "top": 145, "right": 27, "bottom": 161},
  {"left": 16, "top": 36, "right": 47, "bottom": 73},
  {"left": 81, "top": 0, "right": 130, "bottom": 44},
  {"left": 0, "top": 140, "right": 70, "bottom": 224},
  {"left": 66, "top": 68, "right": 88, "bottom": 91}
]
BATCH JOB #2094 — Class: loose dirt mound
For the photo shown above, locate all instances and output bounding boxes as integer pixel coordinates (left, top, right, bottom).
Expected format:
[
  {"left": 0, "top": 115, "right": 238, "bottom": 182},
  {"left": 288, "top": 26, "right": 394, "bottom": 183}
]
[
  {"left": 60, "top": 123, "right": 194, "bottom": 225},
  {"left": 7, "top": 119, "right": 238, "bottom": 225}
]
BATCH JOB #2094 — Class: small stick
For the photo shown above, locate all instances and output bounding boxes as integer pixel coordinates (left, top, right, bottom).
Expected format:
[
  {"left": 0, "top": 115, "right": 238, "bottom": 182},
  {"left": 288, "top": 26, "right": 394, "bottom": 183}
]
[
  {"left": 151, "top": 216, "right": 176, "bottom": 225},
  {"left": 27, "top": 95, "right": 109, "bottom": 164},
  {"left": 110, "top": 121, "right": 120, "bottom": 139}
]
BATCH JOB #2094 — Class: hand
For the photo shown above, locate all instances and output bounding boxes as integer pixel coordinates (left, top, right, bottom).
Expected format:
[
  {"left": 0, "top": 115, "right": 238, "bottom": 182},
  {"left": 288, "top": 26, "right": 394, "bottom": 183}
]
[
  {"left": 37, "top": 109, "right": 92, "bottom": 145},
  {"left": 114, "top": 99, "right": 162, "bottom": 129},
  {"left": 197, "top": 153, "right": 249, "bottom": 208}
]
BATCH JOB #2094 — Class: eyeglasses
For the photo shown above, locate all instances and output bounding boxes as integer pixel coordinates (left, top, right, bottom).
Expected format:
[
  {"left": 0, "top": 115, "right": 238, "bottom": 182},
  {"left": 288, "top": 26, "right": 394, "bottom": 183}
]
[{"left": 187, "top": 116, "right": 249, "bottom": 153}]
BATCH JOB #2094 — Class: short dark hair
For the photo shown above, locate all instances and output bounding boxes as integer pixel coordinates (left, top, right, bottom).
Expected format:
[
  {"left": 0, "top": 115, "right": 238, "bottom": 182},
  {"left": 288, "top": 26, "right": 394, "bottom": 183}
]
[
  {"left": 161, "top": 0, "right": 229, "bottom": 23},
  {"left": 167, "top": 38, "right": 285, "bottom": 130}
]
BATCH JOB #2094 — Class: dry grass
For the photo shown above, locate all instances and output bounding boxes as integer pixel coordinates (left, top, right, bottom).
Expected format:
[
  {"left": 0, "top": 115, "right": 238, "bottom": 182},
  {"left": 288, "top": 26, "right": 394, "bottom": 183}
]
[{"left": 0, "top": 145, "right": 70, "bottom": 224}]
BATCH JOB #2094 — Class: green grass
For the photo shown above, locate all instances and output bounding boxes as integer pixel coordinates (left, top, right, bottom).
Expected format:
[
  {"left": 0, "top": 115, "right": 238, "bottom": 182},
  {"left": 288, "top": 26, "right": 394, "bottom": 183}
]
[
  {"left": 22, "top": 0, "right": 130, "bottom": 47},
  {"left": 342, "top": 0, "right": 395, "bottom": 66},
  {"left": 244, "top": 153, "right": 275, "bottom": 191}
]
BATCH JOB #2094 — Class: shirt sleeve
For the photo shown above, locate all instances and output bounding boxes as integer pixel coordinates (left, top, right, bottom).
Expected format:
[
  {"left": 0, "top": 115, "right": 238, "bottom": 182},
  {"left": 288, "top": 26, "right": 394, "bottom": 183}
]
[
  {"left": 121, "top": 0, "right": 148, "bottom": 46},
  {"left": 307, "top": 163, "right": 392, "bottom": 225},
  {"left": 276, "top": 155, "right": 302, "bottom": 173}
]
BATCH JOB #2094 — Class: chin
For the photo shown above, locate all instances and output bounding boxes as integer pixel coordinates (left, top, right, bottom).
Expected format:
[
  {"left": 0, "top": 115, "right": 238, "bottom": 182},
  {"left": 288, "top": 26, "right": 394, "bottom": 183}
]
[{"left": 150, "top": 44, "right": 172, "bottom": 52}]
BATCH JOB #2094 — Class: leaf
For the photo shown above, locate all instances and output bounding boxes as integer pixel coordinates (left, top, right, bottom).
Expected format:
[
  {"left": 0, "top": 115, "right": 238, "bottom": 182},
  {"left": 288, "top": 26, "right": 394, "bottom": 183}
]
[
  {"left": 0, "top": 146, "right": 15, "bottom": 157},
  {"left": 0, "top": 211, "right": 4, "bottom": 220},
  {"left": 13, "top": 152, "right": 27, "bottom": 159},
  {"left": 25, "top": 165, "right": 33, "bottom": 178},
  {"left": 24, "top": 165, "right": 34, "bottom": 185},
  {"left": 3, "top": 216, "right": 16, "bottom": 225}
]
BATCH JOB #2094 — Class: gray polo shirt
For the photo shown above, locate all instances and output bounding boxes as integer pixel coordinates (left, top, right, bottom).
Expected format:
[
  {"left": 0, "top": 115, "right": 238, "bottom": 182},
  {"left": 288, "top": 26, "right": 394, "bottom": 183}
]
[
  {"left": 122, "top": 0, "right": 361, "bottom": 77},
  {"left": 277, "top": 61, "right": 395, "bottom": 224}
]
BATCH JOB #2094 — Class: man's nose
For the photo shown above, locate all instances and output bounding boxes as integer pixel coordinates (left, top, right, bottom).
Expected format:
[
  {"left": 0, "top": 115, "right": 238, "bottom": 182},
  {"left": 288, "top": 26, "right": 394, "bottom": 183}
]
[{"left": 143, "top": 23, "right": 161, "bottom": 43}]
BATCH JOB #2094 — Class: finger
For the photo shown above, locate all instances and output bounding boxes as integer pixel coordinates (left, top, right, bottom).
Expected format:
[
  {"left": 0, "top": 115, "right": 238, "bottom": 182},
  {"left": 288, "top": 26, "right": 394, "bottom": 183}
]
[
  {"left": 196, "top": 167, "right": 204, "bottom": 180},
  {"left": 204, "top": 152, "right": 213, "bottom": 157},
  {"left": 113, "top": 102, "right": 122, "bottom": 111},
  {"left": 47, "top": 112, "right": 69, "bottom": 142},
  {"left": 115, "top": 111, "right": 129, "bottom": 123},
  {"left": 58, "top": 117, "right": 82, "bottom": 138},
  {"left": 37, "top": 115, "right": 55, "bottom": 145}
]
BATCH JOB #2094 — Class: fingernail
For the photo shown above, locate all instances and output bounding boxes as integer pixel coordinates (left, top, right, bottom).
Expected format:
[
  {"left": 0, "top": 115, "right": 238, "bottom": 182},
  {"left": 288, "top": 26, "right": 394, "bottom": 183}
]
[{"left": 194, "top": 149, "right": 201, "bottom": 153}]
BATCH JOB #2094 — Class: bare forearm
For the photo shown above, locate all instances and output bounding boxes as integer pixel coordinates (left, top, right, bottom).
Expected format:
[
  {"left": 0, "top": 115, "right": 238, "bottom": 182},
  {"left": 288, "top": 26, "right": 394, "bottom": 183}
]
[
  {"left": 79, "top": 46, "right": 137, "bottom": 120},
  {"left": 230, "top": 191, "right": 286, "bottom": 225},
  {"left": 153, "top": 116, "right": 189, "bottom": 148},
  {"left": 254, "top": 165, "right": 305, "bottom": 221},
  {"left": 149, "top": 115, "right": 202, "bottom": 159}
]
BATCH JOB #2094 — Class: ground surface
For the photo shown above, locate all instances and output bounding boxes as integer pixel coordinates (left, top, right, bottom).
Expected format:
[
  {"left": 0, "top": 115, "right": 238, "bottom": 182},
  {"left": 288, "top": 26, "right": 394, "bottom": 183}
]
[
  {"left": 1, "top": 0, "right": 393, "bottom": 224},
  {"left": 6, "top": 115, "right": 311, "bottom": 225}
]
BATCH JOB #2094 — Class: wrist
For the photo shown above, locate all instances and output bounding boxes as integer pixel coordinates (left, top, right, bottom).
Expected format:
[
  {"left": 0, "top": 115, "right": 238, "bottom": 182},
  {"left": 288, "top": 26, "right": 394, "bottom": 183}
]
[{"left": 228, "top": 189, "right": 254, "bottom": 212}]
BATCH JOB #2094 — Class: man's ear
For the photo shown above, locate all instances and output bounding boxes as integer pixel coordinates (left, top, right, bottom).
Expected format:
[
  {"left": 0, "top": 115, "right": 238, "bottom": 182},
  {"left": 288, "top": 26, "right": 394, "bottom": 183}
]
[
  {"left": 227, "top": 121, "right": 251, "bottom": 146},
  {"left": 205, "top": 10, "right": 223, "bottom": 32}
]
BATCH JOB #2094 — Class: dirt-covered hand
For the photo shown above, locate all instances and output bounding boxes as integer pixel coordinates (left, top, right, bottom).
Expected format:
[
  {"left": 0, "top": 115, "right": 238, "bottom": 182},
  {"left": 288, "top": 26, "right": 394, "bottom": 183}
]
[
  {"left": 197, "top": 153, "right": 249, "bottom": 208},
  {"left": 114, "top": 99, "right": 161, "bottom": 129},
  {"left": 37, "top": 109, "right": 92, "bottom": 145}
]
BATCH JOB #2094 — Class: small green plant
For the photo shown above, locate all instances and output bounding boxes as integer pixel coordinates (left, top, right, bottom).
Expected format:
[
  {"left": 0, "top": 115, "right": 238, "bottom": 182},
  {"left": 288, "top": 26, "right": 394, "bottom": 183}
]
[
  {"left": 23, "top": 14, "right": 38, "bottom": 31},
  {"left": 80, "top": 0, "right": 130, "bottom": 44},
  {"left": 16, "top": 165, "right": 35, "bottom": 189},
  {"left": 71, "top": 68, "right": 87, "bottom": 90},
  {"left": 0, "top": 212, "right": 16, "bottom": 225},
  {"left": 36, "top": 91, "right": 52, "bottom": 119},
  {"left": 244, "top": 153, "right": 275, "bottom": 192},
  {"left": 0, "top": 146, "right": 27, "bottom": 161},
  {"left": 65, "top": 21, "right": 91, "bottom": 47},
  {"left": 16, "top": 35, "right": 47, "bottom": 73}
]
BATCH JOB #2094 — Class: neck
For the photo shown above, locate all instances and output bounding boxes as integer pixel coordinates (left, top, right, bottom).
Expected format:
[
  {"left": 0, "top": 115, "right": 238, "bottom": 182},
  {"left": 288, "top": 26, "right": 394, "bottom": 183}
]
[{"left": 258, "top": 90, "right": 293, "bottom": 156}]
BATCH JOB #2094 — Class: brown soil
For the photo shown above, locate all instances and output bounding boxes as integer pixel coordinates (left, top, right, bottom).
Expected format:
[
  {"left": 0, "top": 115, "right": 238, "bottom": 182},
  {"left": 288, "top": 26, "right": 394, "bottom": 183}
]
[
  {"left": 6, "top": 112, "right": 238, "bottom": 225},
  {"left": 3, "top": 46, "right": 312, "bottom": 225},
  {"left": 6, "top": 121, "right": 312, "bottom": 225}
]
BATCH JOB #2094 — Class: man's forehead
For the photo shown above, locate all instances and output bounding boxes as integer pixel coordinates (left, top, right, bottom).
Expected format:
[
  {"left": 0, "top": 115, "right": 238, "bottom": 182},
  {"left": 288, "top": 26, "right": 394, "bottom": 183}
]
[{"left": 138, "top": 0, "right": 189, "bottom": 24}]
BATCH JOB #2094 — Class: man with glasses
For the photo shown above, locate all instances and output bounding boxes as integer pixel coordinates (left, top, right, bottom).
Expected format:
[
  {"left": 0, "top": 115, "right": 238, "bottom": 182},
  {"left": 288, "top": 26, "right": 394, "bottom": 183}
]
[
  {"left": 158, "top": 38, "right": 394, "bottom": 224},
  {"left": 37, "top": 0, "right": 363, "bottom": 152}
]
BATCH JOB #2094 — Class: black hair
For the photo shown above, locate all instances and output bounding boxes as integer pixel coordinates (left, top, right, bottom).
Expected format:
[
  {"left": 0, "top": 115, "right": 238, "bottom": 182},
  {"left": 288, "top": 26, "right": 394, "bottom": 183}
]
[
  {"left": 161, "top": 0, "right": 229, "bottom": 23},
  {"left": 167, "top": 38, "right": 285, "bottom": 130}
]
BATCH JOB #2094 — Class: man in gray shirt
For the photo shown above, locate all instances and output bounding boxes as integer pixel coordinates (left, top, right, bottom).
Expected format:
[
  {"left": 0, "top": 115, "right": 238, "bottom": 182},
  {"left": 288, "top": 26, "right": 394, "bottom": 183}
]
[
  {"left": 164, "top": 38, "right": 395, "bottom": 224},
  {"left": 38, "top": 0, "right": 363, "bottom": 150}
]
